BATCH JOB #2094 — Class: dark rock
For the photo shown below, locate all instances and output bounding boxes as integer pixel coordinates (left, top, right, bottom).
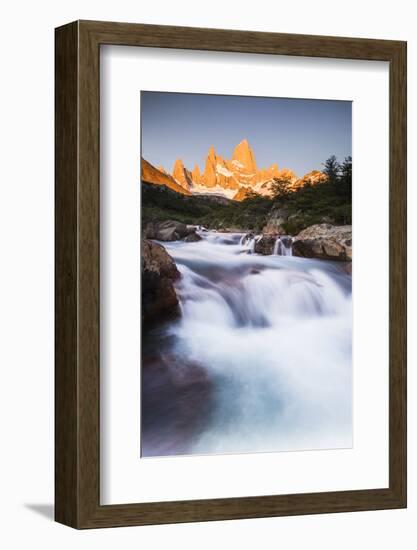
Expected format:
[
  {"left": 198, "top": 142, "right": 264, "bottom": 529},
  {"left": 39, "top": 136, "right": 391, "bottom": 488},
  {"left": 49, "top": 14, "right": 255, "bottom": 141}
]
[
  {"left": 145, "top": 220, "right": 188, "bottom": 241},
  {"left": 184, "top": 232, "right": 202, "bottom": 242},
  {"left": 144, "top": 222, "right": 156, "bottom": 239},
  {"left": 144, "top": 220, "right": 202, "bottom": 242},
  {"left": 254, "top": 235, "right": 277, "bottom": 255},
  {"left": 142, "top": 239, "right": 180, "bottom": 322}
]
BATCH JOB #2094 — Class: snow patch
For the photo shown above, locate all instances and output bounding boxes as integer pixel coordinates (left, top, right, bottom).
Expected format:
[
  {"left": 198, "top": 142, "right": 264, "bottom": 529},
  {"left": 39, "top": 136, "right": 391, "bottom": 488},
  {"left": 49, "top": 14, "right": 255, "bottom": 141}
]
[
  {"left": 253, "top": 178, "right": 274, "bottom": 195},
  {"left": 191, "top": 183, "right": 236, "bottom": 200},
  {"left": 216, "top": 164, "right": 233, "bottom": 177}
]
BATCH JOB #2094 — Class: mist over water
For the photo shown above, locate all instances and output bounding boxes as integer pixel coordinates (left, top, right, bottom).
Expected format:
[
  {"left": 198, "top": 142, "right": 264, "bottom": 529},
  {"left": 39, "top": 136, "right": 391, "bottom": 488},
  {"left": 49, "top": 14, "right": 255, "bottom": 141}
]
[{"left": 141, "top": 231, "right": 352, "bottom": 457}]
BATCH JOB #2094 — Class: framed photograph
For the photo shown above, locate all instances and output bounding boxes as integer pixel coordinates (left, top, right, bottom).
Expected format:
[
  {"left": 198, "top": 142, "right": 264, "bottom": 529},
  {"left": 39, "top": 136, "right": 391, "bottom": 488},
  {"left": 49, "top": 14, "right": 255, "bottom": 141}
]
[{"left": 55, "top": 20, "right": 407, "bottom": 528}]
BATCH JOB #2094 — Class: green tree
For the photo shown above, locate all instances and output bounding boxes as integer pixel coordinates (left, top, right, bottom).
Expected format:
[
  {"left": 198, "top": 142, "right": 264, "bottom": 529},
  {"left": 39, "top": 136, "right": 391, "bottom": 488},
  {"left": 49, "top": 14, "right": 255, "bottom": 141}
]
[
  {"left": 243, "top": 189, "right": 261, "bottom": 201},
  {"left": 338, "top": 156, "right": 352, "bottom": 223},
  {"left": 340, "top": 156, "right": 352, "bottom": 194},
  {"left": 271, "top": 176, "right": 293, "bottom": 200},
  {"left": 322, "top": 155, "right": 340, "bottom": 186}
]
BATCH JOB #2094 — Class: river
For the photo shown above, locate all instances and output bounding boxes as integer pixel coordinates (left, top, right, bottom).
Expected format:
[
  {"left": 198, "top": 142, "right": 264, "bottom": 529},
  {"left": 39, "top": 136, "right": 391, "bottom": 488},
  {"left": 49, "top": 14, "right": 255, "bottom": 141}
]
[{"left": 141, "top": 231, "right": 352, "bottom": 457}]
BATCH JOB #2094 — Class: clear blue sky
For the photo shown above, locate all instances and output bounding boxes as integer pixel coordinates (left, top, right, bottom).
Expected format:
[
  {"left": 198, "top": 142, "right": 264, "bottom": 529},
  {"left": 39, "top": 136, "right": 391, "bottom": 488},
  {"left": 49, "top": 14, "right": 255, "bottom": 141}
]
[{"left": 141, "top": 91, "right": 352, "bottom": 177}]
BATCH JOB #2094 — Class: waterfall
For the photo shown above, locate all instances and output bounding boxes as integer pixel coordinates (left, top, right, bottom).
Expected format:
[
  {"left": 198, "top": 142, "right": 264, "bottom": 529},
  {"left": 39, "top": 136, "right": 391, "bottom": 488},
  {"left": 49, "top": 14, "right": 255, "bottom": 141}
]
[
  {"left": 240, "top": 234, "right": 261, "bottom": 254},
  {"left": 252, "top": 235, "right": 263, "bottom": 253},
  {"left": 142, "top": 231, "right": 352, "bottom": 458},
  {"left": 273, "top": 236, "right": 293, "bottom": 256},
  {"left": 240, "top": 233, "right": 293, "bottom": 257},
  {"left": 273, "top": 237, "right": 282, "bottom": 255}
]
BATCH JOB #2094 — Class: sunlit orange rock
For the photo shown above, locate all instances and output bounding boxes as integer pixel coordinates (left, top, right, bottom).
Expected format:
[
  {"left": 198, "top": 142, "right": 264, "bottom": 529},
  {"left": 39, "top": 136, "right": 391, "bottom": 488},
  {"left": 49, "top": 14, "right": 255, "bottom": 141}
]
[
  {"left": 233, "top": 187, "right": 252, "bottom": 201},
  {"left": 141, "top": 158, "right": 191, "bottom": 195},
  {"left": 144, "top": 140, "right": 330, "bottom": 201},
  {"left": 191, "top": 164, "right": 202, "bottom": 184},
  {"left": 232, "top": 139, "right": 257, "bottom": 174},
  {"left": 202, "top": 145, "right": 217, "bottom": 188},
  {"left": 292, "top": 170, "right": 328, "bottom": 189},
  {"left": 172, "top": 159, "right": 193, "bottom": 191}
]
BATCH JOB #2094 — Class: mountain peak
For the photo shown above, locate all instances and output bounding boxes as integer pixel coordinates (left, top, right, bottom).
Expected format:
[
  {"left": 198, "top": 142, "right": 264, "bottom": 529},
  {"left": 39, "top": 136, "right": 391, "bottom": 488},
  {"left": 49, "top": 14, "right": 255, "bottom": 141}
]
[
  {"left": 192, "top": 163, "right": 202, "bottom": 184},
  {"left": 207, "top": 145, "right": 216, "bottom": 161},
  {"left": 173, "top": 158, "right": 185, "bottom": 172},
  {"left": 141, "top": 158, "right": 191, "bottom": 195},
  {"left": 172, "top": 158, "right": 193, "bottom": 190},
  {"left": 232, "top": 139, "right": 257, "bottom": 173},
  {"left": 203, "top": 146, "right": 218, "bottom": 188},
  {"left": 142, "top": 140, "right": 326, "bottom": 201}
]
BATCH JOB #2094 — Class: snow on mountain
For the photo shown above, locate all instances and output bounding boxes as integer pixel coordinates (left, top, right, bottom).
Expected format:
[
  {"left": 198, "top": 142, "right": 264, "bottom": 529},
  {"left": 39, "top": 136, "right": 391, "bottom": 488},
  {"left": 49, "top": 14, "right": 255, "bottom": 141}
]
[{"left": 141, "top": 139, "right": 327, "bottom": 201}]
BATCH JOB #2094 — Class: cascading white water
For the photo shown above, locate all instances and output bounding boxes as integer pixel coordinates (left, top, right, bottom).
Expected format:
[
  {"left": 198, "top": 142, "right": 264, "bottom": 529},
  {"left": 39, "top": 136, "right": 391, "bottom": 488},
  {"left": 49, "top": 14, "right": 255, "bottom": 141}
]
[
  {"left": 240, "top": 234, "right": 260, "bottom": 254},
  {"left": 142, "top": 231, "right": 352, "bottom": 457},
  {"left": 273, "top": 237, "right": 280, "bottom": 255},
  {"left": 273, "top": 236, "right": 293, "bottom": 256}
]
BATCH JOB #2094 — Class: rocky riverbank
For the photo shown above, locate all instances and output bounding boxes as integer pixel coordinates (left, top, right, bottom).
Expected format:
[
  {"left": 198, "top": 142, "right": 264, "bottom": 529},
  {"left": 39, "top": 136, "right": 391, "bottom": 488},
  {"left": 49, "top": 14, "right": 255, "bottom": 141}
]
[
  {"left": 142, "top": 239, "right": 181, "bottom": 322},
  {"left": 242, "top": 223, "right": 352, "bottom": 261},
  {"left": 142, "top": 221, "right": 352, "bottom": 325},
  {"left": 141, "top": 226, "right": 353, "bottom": 456},
  {"left": 144, "top": 220, "right": 202, "bottom": 242}
]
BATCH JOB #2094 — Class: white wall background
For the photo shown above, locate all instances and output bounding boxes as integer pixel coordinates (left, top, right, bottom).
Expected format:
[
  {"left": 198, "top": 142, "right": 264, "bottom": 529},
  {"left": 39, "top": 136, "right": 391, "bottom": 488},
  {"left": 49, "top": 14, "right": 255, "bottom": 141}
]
[{"left": 0, "top": 0, "right": 414, "bottom": 547}]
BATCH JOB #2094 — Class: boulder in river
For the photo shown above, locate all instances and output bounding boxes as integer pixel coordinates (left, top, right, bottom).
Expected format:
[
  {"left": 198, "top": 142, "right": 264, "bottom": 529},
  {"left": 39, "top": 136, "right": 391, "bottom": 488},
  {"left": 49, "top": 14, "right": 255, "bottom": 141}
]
[
  {"left": 292, "top": 224, "right": 352, "bottom": 261},
  {"left": 144, "top": 220, "right": 200, "bottom": 242},
  {"left": 241, "top": 232, "right": 255, "bottom": 246},
  {"left": 254, "top": 234, "right": 277, "bottom": 255},
  {"left": 142, "top": 239, "right": 180, "bottom": 322},
  {"left": 184, "top": 232, "right": 202, "bottom": 242}
]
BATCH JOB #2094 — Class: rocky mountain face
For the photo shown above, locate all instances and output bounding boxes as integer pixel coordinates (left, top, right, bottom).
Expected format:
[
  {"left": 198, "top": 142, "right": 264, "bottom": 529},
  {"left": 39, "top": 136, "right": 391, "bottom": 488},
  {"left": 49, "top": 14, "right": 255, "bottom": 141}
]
[
  {"left": 141, "top": 158, "right": 191, "bottom": 195},
  {"left": 142, "top": 139, "right": 327, "bottom": 201},
  {"left": 291, "top": 170, "right": 328, "bottom": 190},
  {"left": 172, "top": 159, "right": 193, "bottom": 191}
]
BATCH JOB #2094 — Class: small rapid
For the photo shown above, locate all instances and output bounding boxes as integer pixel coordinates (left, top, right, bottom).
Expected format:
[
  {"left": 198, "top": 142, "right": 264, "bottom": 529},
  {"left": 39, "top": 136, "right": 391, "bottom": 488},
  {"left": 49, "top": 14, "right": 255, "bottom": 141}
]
[{"left": 273, "top": 236, "right": 293, "bottom": 256}]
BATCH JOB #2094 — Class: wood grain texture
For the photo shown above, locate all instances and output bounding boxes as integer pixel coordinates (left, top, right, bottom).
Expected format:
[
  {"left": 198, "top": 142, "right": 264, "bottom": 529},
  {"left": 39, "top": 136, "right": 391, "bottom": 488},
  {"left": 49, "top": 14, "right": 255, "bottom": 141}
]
[
  {"left": 55, "top": 21, "right": 79, "bottom": 527},
  {"left": 388, "top": 41, "right": 407, "bottom": 504},
  {"left": 55, "top": 20, "right": 407, "bottom": 529}
]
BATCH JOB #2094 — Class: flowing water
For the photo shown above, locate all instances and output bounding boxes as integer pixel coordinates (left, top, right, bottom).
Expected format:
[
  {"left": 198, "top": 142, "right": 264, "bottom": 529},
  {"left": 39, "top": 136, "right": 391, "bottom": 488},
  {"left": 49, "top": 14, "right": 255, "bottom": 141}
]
[
  {"left": 273, "top": 236, "right": 293, "bottom": 256},
  {"left": 141, "top": 231, "right": 352, "bottom": 457}
]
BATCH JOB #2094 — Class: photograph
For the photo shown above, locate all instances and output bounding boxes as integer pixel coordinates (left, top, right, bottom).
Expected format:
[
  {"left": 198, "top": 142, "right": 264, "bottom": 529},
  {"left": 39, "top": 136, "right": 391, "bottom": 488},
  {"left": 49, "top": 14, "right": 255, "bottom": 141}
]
[
  {"left": 1, "top": 4, "right": 406, "bottom": 538},
  {"left": 140, "top": 91, "right": 353, "bottom": 458},
  {"left": 0, "top": 0, "right": 410, "bottom": 537}
]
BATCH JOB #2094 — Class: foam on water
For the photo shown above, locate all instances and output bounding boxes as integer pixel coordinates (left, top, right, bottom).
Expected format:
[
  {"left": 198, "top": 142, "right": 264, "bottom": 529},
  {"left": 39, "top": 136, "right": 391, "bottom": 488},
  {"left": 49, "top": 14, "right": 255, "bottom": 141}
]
[{"left": 142, "top": 231, "right": 352, "bottom": 456}]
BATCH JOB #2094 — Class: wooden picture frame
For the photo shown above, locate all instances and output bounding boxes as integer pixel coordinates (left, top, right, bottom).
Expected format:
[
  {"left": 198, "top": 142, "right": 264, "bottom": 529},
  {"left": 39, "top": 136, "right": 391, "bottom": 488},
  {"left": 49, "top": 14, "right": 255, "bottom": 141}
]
[{"left": 55, "top": 20, "right": 407, "bottom": 529}]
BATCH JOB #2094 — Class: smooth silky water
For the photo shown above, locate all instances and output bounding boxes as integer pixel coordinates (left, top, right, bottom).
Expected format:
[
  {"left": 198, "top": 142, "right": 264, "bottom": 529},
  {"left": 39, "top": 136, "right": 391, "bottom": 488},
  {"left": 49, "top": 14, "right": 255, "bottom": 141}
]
[{"left": 141, "top": 231, "right": 352, "bottom": 457}]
